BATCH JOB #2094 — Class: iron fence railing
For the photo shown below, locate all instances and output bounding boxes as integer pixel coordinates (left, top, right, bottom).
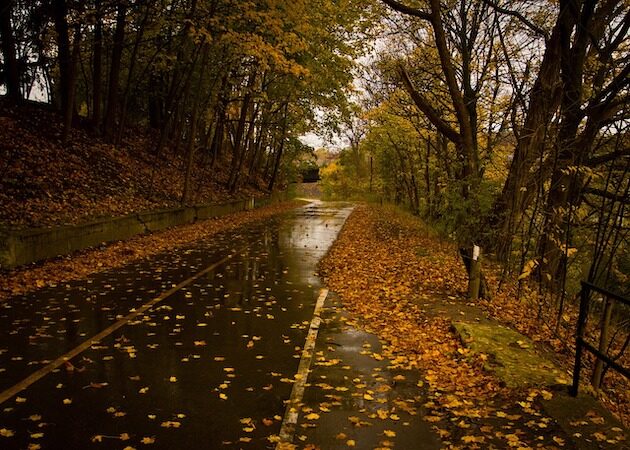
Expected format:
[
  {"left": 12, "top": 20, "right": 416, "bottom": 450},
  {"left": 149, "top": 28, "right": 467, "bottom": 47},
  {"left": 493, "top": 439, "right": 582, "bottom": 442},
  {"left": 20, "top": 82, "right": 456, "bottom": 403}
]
[{"left": 570, "top": 281, "right": 630, "bottom": 396}]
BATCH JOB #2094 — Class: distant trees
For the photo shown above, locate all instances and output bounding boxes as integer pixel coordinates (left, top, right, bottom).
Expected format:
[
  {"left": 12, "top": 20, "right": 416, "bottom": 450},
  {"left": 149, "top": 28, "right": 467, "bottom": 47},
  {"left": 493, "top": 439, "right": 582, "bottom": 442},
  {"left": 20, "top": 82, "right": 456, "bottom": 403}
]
[
  {"left": 0, "top": 2, "right": 20, "bottom": 100},
  {"left": 0, "top": 0, "right": 373, "bottom": 197}
]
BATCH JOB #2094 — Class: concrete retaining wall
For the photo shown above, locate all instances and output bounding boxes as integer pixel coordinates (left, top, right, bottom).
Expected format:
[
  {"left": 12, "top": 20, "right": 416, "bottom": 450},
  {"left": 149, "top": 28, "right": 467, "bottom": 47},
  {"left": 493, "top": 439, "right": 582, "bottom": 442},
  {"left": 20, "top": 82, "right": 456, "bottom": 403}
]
[{"left": 0, "top": 192, "right": 287, "bottom": 270}]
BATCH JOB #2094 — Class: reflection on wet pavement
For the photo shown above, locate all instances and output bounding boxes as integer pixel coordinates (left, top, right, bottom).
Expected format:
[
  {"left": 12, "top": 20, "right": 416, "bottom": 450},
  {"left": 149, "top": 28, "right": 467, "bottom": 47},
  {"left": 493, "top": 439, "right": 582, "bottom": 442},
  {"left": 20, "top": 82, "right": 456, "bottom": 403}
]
[
  {"left": 0, "top": 202, "right": 353, "bottom": 449},
  {"left": 294, "top": 294, "right": 440, "bottom": 449}
]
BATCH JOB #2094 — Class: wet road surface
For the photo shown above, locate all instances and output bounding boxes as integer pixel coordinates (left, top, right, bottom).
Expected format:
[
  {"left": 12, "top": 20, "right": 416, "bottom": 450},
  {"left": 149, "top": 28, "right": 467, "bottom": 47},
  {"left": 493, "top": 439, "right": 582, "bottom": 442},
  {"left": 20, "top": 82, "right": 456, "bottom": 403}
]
[
  {"left": 0, "top": 202, "right": 437, "bottom": 449},
  {"left": 292, "top": 294, "right": 440, "bottom": 449}
]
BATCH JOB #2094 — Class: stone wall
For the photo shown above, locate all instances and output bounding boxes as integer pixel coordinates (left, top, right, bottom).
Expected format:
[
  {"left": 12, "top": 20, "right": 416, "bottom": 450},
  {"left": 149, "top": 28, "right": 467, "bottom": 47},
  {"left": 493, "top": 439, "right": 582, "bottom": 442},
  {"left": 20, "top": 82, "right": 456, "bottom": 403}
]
[{"left": 0, "top": 193, "right": 286, "bottom": 270}]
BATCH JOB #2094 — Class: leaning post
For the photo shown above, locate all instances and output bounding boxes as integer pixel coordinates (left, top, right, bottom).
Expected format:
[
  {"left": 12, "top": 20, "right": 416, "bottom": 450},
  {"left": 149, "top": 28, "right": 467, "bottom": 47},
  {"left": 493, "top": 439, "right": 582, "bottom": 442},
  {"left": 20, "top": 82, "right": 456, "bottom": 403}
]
[{"left": 468, "top": 244, "right": 481, "bottom": 300}]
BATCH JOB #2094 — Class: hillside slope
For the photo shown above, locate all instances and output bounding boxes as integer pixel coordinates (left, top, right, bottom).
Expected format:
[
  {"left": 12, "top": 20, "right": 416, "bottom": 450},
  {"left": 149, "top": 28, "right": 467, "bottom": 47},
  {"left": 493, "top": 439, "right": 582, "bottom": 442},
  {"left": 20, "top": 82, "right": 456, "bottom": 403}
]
[{"left": 0, "top": 100, "right": 268, "bottom": 228}]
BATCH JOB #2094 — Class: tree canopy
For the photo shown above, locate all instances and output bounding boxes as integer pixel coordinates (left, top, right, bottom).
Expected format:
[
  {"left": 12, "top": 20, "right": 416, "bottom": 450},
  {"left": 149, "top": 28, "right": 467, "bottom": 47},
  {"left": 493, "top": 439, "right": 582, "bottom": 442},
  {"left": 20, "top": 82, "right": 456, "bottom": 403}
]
[{"left": 1, "top": 0, "right": 628, "bottom": 303}]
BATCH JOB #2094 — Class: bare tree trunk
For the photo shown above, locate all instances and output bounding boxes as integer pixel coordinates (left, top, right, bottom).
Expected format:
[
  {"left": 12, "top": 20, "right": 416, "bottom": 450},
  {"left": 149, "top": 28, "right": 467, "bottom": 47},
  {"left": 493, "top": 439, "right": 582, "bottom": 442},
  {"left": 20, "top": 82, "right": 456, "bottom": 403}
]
[
  {"left": 182, "top": 44, "right": 208, "bottom": 203},
  {"left": 228, "top": 71, "right": 257, "bottom": 192},
  {"left": 231, "top": 103, "right": 258, "bottom": 192},
  {"left": 0, "top": 1, "right": 21, "bottom": 100},
  {"left": 62, "top": 25, "right": 81, "bottom": 144},
  {"left": 268, "top": 103, "right": 288, "bottom": 191},
  {"left": 117, "top": 2, "right": 151, "bottom": 144},
  {"left": 487, "top": 15, "right": 563, "bottom": 259},
  {"left": 91, "top": 0, "right": 103, "bottom": 131},
  {"left": 424, "top": 136, "right": 432, "bottom": 217},
  {"left": 182, "top": 107, "right": 198, "bottom": 204},
  {"left": 53, "top": 0, "right": 72, "bottom": 115},
  {"left": 537, "top": 0, "right": 598, "bottom": 291},
  {"left": 103, "top": 2, "right": 127, "bottom": 140}
]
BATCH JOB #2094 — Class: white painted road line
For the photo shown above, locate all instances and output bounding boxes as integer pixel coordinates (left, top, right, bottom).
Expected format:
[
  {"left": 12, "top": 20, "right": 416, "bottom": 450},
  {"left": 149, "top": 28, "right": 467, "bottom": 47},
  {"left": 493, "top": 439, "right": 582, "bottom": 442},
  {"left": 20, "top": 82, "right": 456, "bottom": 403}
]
[
  {"left": 0, "top": 252, "right": 237, "bottom": 405},
  {"left": 277, "top": 288, "right": 329, "bottom": 448}
]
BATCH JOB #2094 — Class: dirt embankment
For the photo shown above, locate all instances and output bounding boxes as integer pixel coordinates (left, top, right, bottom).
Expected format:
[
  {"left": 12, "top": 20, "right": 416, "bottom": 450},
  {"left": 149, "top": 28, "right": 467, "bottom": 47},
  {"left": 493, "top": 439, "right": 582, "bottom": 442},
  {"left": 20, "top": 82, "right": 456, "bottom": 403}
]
[{"left": 0, "top": 100, "right": 269, "bottom": 228}]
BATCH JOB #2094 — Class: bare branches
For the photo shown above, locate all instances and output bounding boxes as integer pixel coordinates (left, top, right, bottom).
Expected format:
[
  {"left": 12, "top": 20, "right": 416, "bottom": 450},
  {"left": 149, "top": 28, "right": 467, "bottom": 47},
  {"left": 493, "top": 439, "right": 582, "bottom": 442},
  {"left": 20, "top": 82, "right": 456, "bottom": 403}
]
[
  {"left": 481, "top": 0, "right": 549, "bottom": 40},
  {"left": 586, "top": 147, "right": 630, "bottom": 167},
  {"left": 583, "top": 187, "right": 629, "bottom": 203}
]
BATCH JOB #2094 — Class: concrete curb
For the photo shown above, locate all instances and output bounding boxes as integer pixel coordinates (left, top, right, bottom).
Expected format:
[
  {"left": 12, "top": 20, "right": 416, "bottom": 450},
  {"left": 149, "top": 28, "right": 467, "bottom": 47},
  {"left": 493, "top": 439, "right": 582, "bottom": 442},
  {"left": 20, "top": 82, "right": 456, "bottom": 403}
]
[{"left": 0, "top": 193, "right": 285, "bottom": 270}]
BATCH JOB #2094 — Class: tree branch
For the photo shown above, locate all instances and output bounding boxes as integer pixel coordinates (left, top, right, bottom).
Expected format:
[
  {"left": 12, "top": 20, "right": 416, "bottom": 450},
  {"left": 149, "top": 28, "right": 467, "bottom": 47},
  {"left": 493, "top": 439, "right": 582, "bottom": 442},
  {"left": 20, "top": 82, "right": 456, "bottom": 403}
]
[
  {"left": 583, "top": 187, "right": 629, "bottom": 202},
  {"left": 398, "top": 64, "right": 461, "bottom": 144},
  {"left": 589, "top": 63, "right": 630, "bottom": 110},
  {"left": 380, "top": 0, "right": 432, "bottom": 21},
  {"left": 481, "top": 0, "right": 549, "bottom": 40},
  {"left": 586, "top": 147, "right": 630, "bottom": 167}
]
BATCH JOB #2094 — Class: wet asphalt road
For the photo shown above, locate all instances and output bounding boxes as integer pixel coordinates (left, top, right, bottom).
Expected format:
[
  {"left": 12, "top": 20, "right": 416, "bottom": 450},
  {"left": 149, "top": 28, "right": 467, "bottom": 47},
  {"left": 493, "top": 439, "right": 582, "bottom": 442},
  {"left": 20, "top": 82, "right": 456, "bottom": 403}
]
[{"left": 0, "top": 202, "right": 438, "bottom": 449}]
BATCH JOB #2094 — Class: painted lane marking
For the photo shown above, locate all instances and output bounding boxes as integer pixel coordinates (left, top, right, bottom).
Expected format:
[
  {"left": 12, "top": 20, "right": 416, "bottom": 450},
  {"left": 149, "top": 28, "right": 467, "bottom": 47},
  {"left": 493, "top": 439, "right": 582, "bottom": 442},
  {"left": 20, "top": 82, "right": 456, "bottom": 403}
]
[
  {"left": 277, "top": 288, "right": 329, "bottom": 447},
  {"left": 0, "top": 252, "right": 238, "bottom": 405}
]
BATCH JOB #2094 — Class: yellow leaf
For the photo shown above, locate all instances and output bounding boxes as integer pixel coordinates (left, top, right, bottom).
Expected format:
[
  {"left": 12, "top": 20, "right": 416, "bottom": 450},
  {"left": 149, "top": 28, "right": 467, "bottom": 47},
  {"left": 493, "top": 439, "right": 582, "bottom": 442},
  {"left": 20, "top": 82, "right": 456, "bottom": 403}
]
[
  {"left": 552, "top": 436, "right": 565, "bottom": 446},
  {"left": 160, "top": 421, "right": 181, "bottom": 428},
  {"left": 461, "top": 435, "right": 484, "bottom": 443}
]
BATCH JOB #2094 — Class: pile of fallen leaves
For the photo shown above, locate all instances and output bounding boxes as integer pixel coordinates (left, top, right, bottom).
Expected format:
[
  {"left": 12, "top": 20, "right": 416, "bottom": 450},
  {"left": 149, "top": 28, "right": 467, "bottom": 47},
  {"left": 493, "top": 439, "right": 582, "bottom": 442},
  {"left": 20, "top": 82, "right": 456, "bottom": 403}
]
[
  {"left": 0, "top": 100, "right": 267, "bottom": 227},
  {"left": 318, "top": 204, "right": 625, "bottom": 448},
  {"left": 0, "top": 200, "right": 303, "bottom": 302}
]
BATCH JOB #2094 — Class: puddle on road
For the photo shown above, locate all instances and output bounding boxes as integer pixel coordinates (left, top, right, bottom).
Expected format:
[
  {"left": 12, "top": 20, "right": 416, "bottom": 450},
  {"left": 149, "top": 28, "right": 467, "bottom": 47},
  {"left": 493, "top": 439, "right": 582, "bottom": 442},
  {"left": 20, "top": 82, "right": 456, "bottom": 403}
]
[{"left": 0, "top": 202, "right": 352, "bottom": 449}]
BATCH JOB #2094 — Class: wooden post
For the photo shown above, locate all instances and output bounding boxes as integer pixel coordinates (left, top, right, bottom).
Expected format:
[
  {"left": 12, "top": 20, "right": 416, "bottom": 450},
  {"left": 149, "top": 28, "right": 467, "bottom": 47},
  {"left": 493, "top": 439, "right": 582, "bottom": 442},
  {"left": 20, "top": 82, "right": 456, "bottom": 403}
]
[{"left": 468, "top": 245, "right": 481, "bottom": 300}]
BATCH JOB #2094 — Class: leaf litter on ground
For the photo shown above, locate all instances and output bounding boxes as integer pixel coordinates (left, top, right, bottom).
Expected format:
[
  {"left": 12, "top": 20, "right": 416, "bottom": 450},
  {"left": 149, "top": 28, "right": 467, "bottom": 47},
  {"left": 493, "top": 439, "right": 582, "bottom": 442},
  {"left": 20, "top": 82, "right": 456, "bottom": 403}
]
[{"left": 317, "top": 205, "right": 626, "bottom": 449}]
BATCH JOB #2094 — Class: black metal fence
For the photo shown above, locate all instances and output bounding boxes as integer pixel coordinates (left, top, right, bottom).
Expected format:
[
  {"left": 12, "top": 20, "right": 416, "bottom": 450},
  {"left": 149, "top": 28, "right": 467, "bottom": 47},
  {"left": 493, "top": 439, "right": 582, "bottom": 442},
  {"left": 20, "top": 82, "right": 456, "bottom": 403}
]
[{"left": 570, "top": 281, "right": 630, "bottom": 396}]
